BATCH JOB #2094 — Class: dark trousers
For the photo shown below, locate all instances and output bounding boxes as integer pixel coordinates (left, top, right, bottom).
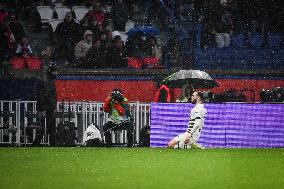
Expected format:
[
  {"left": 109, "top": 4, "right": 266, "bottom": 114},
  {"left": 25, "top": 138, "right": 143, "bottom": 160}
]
[
  {"left": 103, "top": 121, "right": 134, "bottom": 147},
  {"left": 28, "top": 110, "right": 56, "bottom": 146},
  {"left": 46, "top": 112, "right": 56, "bottom": 146}
]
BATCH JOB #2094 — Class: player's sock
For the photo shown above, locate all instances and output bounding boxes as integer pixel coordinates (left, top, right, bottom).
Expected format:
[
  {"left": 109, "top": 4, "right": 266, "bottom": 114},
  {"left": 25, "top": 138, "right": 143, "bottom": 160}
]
[{"left": 191, "top": 143, "right": 205, "bottom": 149}]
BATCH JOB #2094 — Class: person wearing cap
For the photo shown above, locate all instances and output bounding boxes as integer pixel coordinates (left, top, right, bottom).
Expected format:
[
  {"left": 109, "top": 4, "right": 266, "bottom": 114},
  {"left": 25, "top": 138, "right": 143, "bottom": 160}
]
[{"left": 102, "top": 89, "right": 134, "bottom": 147}]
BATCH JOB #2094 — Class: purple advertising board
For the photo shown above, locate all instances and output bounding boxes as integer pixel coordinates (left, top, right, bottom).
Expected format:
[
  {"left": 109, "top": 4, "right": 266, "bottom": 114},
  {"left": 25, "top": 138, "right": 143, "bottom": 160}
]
[{"left": 150, "top": 103, "right": 284, "bottom": 148}]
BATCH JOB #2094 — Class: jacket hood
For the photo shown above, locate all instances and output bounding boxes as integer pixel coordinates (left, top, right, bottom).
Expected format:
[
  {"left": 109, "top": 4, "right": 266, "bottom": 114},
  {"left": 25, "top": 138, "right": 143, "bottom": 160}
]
[{"left": 84, "top": 30, "right": 93, "bottom": 39}]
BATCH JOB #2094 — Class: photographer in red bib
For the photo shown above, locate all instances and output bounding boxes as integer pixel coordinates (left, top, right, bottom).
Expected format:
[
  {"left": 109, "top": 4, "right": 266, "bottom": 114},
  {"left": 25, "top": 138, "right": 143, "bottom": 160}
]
[{"left": 103, "top": 89, "right": 134, "bottom": 147}]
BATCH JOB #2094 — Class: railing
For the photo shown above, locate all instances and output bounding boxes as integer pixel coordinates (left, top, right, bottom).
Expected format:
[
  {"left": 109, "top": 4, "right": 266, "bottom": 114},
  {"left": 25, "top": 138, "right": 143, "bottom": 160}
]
[
  {"left": 0, "top": 101, "right": 38, "bottom": 145},
  {"left": 56, "top": 101, "right": 151, "bottom": 145},
  {"left": 0, "top": 100, "right": 151, "bottom": 145}
]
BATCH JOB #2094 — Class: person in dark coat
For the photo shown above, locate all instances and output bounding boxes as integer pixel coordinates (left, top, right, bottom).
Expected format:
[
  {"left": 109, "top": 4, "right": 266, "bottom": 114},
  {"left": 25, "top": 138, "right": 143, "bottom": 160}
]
[
  {"left": 78, "top": 17, "right": 91, "bottom": 40},
  {"left": 85, "top": 38, "right": 105, "bottom": 68},
  {"left": 0, "top": 21, "right": 15, "bottom": 61},
  {"left": 111, "top": 0, "right": 128, "bottom": 31},
  {"left": 88, "top": 17, "right": 102, "bottom": 40},
  {"left": 100, "top": 29, "right": 113, "bottom": 52},
  {"left": 124, "top": 32, "right": 144, "bottom": 58},
  {"left": 8, "top": 14, "right": 25, "bottom": 43},
  {"left": 34, "top": 65, "right": 58, "bottom": 146},
  {"left": 54, "top": 12, "right": 80, "bottom": 62},
  {"left": 105, "top": 36, "right": 127, "bottom": 68},
  {"left": 83, "top": 1, "right": 106, "bottom": 27}
]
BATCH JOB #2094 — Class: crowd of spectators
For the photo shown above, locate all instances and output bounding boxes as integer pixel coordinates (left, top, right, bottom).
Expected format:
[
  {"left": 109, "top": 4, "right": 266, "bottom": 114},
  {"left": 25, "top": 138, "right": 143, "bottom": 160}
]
[{"left": 0, "top": 0, "right": 283, "bottom": 72}]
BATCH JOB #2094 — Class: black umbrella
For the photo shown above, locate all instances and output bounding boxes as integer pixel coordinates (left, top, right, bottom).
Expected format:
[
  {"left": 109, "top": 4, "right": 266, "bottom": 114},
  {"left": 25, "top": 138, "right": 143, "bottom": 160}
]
[{"left": 161, "top": 70, "right": 219, "bottom": 89}]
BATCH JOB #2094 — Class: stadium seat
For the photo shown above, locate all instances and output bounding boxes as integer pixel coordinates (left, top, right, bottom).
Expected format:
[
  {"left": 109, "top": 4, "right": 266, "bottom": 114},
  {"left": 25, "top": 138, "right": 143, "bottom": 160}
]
[
  {"left": 249, "top": 33, "right": 263, "bottom": 48},
  {"left": 125, "top": 19, "right": 135, "bottom": 32},
  {"left": 143, "top": 57, "right": 161, "bottom": 68},
  {"left": 128, "top": 57, "right": 143, "bottom": 69},
  {"left": 10, "top": 57, "right": 26, "bottom": 69},
  {"left": 72, "top": 6, "right": 89, "bottom": 22},
  {"left": 54, "top": 5, "right": 71, "bottom": 20},
  {"left": 37, "top": 6, "right": 54, "bottom": 24},
  {"left": 230, "top": 33, "right": 245, "bottom": 48},
  {"left": 102, "top": 4, "right": 112, "bottom": 14},
  {"left": 267, "top": 33, "right": 282, "bottom": 49},
  {"left": 26, "top": 57, "right": 43, "bottom": 70},
  {"left": 49, "top": 19, "right": 63, "bottom": 32}
]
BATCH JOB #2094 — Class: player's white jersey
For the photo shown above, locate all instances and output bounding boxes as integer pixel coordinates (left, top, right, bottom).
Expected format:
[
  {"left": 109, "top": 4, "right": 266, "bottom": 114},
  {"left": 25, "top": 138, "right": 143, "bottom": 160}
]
[
  {"left": 173, "top": 103, "right": 207, "bottom": 149},
  {"left": 186, "top": 103, "right": 207, "bottom": 134}
]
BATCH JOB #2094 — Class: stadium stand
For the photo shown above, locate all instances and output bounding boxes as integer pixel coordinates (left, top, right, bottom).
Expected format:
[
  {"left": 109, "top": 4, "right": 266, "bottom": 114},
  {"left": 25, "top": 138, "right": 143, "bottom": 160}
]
[{"left": 0, "top": 0, "right": 283, "bottom": 90}]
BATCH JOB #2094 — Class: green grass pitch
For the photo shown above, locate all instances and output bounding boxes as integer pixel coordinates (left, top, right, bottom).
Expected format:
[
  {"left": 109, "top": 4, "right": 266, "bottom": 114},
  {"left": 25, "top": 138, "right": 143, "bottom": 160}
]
[{"left": 0, "top": 148, "right": 283, "bottom": 189}]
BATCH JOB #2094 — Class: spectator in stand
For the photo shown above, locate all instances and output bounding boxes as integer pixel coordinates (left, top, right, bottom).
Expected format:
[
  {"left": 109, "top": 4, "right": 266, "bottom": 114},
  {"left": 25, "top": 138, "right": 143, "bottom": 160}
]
[
  {"left": 111, "top": 0, "right": 128, "bottom": 31},
  {"left": 129, "top": 3, "right": 144, "bottom": 26},
  {"left": 197, "top": 0, "right": 216, "bottom": 48},
  {"left": 78, "top": 17, "right": 91, "bottom": 40},
  {"left": 8, "top": 14, "right": 25, "bottom": 43},
  {"left": 65, "top": 0, "right": 77, "bottom": 7},
  {"left": 100, "top": 29, "right": 113, "bottom": 52},
  {"left": 106, "top": 36, "right": 127, "bottom": 68},
  {"left": 124, "top": 32, "right": 144, "bottom": 58},
  {"left": 15, "top": 36, "right": 33, "bottom": 56},
  {"left": 169, "top": 2, "right": 197, "bottom": 67},
  {"left": 153, "top": 84, "right": 173, "bottom": 103},
  {"left": 0, "top": 5, "right": 9, "bottom": 24},
  {"left": 212, "top": 0, "right": 233, "bottom": 48},
  {"left": 144, "top": 36, "right": 160, "bottom": 58},
  {"left": 74, "top": 30, "right": 93, "bottom": 65},
  {"left": 88, "top": 17, "right": 102, "bottom": 40},
  {"left": 176, "top": 85, "right": 194, "bottom": 103},
  {"left": 0, "top": 23, "right": 8, "bottom": 61},
  {"left": 54, "top": 12, "right": 80, "bottom": 63},
  {"left": 84, "top": 1, "right": 106, "bottom": 27},
  {"left": 85, "top": 37, "right": 105, "bottom": 68},
  {"left": 0, "top": 21, "right": 15, "bottom": 61}
]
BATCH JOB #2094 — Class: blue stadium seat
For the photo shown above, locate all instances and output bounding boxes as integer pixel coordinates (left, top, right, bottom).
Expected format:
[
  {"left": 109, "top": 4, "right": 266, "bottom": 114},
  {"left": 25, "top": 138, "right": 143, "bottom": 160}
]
[
  {"left": 231, "top": 33, "right": 245, "bottom": 48},
  {"left": 267, "top": 33, "right": 282, "bottom": 49},
  {"left": 249, "top": 33, "right": 263, "bottom": 48}
]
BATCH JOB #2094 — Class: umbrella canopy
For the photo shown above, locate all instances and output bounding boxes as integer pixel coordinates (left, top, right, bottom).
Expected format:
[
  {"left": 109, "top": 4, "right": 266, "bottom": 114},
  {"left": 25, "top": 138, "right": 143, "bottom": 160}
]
[
  {"left": 161, "top": 70, "right": 219, "bottom": 89},
  {"left": 126, "top": 26, "right": 159, "bottom": 36}
]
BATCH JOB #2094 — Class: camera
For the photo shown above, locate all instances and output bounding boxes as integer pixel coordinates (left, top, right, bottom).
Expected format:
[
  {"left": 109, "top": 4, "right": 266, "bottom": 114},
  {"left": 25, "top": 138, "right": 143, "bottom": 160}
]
[{"left": 111, "top": 90, "right": 124, "bottom": 102}]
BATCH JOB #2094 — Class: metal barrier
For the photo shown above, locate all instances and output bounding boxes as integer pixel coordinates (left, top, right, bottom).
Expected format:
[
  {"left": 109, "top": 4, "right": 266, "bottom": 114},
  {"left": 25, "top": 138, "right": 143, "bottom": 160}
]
[
  {"left": 0, "top": 100, "right": 151, "bottom": 145},
  {"left": 56, "top": 101, "right": 151, "bottom": 145},
  {"left": 0, "top": 100, "right": 42, "bottom": 145}
]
